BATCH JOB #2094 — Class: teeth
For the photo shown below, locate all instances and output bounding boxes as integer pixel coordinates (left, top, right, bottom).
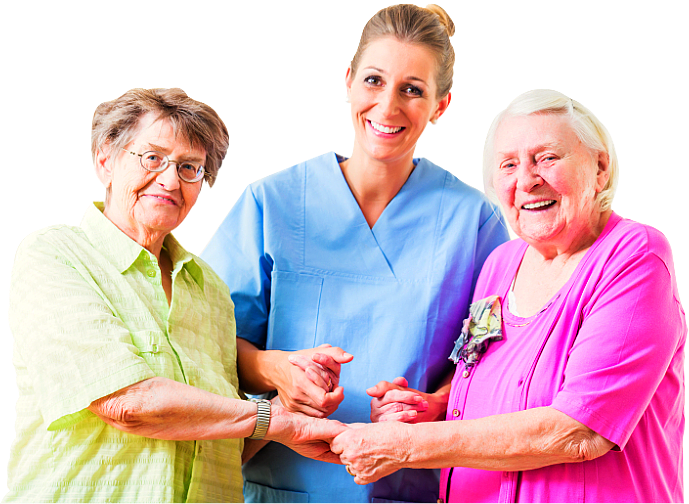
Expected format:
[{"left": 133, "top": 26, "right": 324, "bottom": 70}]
[
  {"left": 523, "top": 200, "right": 555, "bottom": 210},
  {"left": 370, "top": 120, "right": 403, "bottom": 134}
]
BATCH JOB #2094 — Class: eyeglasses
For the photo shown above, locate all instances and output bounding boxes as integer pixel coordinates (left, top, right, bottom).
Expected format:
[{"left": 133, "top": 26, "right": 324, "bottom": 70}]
[{"left": 122, "top": 148, "right": 205, "bottom": 183}]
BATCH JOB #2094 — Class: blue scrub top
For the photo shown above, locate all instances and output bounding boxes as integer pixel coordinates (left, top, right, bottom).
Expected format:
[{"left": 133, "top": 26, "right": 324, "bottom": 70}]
[{"left": 202, "top": 152, "right": 509, "bottom": 503}]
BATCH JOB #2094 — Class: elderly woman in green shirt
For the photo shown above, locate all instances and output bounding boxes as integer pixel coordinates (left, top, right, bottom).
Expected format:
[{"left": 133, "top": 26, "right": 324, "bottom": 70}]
[{"left": 5, "top": 88, "right": 348, "bottom": 503}]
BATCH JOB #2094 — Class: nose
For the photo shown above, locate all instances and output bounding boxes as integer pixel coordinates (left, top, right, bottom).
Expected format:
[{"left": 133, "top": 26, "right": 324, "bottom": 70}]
[
  {"left": 155, "top": 162, "right": 181, "bottom": 190},
  {"left": 516, "top": 161, "right": 543, "bottom": 193},
  {"left": 378, "top": 87, "right": 400, "bottom": 117}
]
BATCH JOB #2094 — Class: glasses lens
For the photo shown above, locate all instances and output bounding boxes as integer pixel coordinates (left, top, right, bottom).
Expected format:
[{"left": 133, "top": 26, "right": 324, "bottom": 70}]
[
  {"left": 140, "top": 151, "right": 167, "bottom": 172},
  {"left": 179, "top": 163, "right": 204, "bottom": 182}
]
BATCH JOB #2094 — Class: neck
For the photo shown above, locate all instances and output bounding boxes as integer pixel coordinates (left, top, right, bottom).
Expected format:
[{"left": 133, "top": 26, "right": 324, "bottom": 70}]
[
  {"left": 529, "top": 209, "right": 612, "bottom": 262},
  {"left": 340, "top": 145, "right": 416, "bottom": 227}
]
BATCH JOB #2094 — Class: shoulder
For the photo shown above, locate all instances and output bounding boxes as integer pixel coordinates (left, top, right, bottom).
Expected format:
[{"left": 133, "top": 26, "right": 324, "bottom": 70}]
[
  {"left": 599, "top": 214, "right": 674, "bottom": 266},
  {"left": 420, "top": 158, "right": 491, "bottom": 202},
  {"left": 420, "top": 159, "right": 498, "bottom": 215},
  {"left": 248, "top": 152, "right": 336, "bottom": 197},
  {"left": 485, "top": 238, "right": 525, "bottom": 267},
  {"left": 15, "top": 224, "right": 89, "bottom": 262}
]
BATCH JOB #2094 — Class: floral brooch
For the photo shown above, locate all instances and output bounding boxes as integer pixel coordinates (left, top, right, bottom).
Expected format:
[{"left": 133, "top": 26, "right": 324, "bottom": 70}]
[{"left": 449, "top": 295, "right": 503, "bottom": 377}]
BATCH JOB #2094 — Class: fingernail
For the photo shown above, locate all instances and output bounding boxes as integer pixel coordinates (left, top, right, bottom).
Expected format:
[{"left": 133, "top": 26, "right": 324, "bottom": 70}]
[
  {"left": 422, "top": 401, "right": 429, "bottom": 409},
  {"left": 409, "top": 410, "right": 418, "bottom": 417},
  {"left": 414, "top": 395, "right": 423, "bottom": 402},
  {"left": 366, "top": 387, "right": 375, "bottom": 393},
  {"left": 343, "top": 353, "right": 353, "bottom": 359}
]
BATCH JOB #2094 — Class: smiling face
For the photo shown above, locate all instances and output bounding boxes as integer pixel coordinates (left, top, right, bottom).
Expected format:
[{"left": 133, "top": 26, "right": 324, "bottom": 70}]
[
  {"left": 492, "top": 113, "right": 610, "bottom": 254},
  {"left": 95, "top": 112, "right": 205, "bottom": 252},
  {"left": 346, "top": 37, "right": 449, "bottom": 166}
]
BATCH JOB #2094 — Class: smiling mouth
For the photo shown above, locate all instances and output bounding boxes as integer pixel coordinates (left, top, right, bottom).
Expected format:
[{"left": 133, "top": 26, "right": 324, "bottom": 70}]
[
  {"left": 368, "top": 120, "right": 405, "bottom": 134},
  {"left": 144, "top": 194, "right": 178, "bottom": 206},
  {"left": 522, "top": 200, "right": 556, "bottom": 210}
]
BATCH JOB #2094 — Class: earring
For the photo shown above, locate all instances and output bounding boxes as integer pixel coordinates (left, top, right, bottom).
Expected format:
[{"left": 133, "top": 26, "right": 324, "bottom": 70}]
[{"left": 430, "top": 118, "right": 437, "bottom": 125}]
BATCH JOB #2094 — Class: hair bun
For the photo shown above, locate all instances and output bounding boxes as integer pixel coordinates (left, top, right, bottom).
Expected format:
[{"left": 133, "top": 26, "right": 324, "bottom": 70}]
[{"left": 425, "top": 4, "right": 455, "bottom": 37}]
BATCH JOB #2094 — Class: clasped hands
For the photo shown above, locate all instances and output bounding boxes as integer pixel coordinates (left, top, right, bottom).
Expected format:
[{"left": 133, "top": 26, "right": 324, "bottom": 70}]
[{"left": 277, "top": 345, "right": 447, "bottom": 485}]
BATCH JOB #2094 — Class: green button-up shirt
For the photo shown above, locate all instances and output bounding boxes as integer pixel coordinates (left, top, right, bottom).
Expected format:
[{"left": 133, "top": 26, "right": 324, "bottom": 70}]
[{"left": 5, "top": 203, "right": 243, "bottom": 502}]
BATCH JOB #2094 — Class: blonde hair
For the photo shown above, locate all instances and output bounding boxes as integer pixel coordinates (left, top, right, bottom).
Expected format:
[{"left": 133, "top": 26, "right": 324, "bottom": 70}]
[
  {"left": 91, "top": 88, "right": 228, "bottom": 187},
  {"left": 350, "top": 4, "right": 455, "bottom": 98},
  {"left": 483, "top": 89, "right": 619, "bottom": 212}
]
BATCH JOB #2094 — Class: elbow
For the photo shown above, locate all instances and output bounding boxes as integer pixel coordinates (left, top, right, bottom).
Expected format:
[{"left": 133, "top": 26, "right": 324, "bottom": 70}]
[
  {"left": 562, "top": 431, "right": 614, "bottom": 464},
  {"left": 88, "top": 387, "right": 150, "bottom": 429}
]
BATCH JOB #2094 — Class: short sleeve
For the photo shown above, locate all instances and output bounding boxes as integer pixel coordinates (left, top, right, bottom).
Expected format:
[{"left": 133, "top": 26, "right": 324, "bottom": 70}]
[
  {"left": 551, "top": 245, "right": 685, "bottom": 449},
  {"left": 202, "top": 185, "right": 273, "bottom": 348},
  {"left": 9, "top": 231, "right": 155, "bottom": 430}
]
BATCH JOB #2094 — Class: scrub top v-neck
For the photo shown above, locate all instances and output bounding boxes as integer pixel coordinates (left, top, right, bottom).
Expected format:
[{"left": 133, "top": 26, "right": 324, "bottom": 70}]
[{"left": 203, "top": 152, "right": 509, "bottom": 503}]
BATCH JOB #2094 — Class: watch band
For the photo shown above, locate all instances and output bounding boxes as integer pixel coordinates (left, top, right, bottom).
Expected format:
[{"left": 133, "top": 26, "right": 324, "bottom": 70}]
[{"left": 248, "top": 398, "right": 271, "bottom": 440}]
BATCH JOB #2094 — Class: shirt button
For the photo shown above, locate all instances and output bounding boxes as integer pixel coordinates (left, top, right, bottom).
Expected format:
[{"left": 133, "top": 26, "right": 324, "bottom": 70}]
[
  {"left": 452, "top": 409, "right": 460, "bottom": 417},
  {"left": 147, "top": 270, "right": 156, "bottom": 278},
  {"left": 462, "top": 370, "right": 470, "bottom": 378}
]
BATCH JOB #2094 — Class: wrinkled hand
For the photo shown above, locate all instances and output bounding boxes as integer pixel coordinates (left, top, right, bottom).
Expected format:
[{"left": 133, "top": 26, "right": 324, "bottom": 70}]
[
  {"left": 276, "top": 344, "right": 353, "bottom": 418},
  {"left": 331, "top": 422, "right": 411, "bottom": 485},
  {"left": 268, "top": 401, "right": 351, "bottom": 464},
  {"left": 368, "top": 377, "right": 446, "bottom": 423}
]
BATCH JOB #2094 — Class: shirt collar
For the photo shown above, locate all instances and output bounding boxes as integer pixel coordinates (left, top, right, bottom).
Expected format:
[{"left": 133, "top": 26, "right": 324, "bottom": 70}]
[{"left": 81, "top": 202, "right": 205, "bottom": 289}]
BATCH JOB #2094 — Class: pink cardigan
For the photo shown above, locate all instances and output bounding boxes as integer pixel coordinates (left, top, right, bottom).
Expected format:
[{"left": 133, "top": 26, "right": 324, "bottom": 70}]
[{"left": 442, "top": 213, "right": 685, "bottom": 502}]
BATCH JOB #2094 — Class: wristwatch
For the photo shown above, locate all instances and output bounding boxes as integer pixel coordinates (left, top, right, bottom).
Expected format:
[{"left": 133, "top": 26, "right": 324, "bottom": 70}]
[{"left": 248, "top": 398, "right": 271, "bottom": 440}]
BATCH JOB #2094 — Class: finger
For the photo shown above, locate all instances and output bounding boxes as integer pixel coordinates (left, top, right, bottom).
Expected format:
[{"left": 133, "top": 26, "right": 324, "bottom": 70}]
[
  {"left": 317, "top": 451, "right": 343, "bottom": 464},
  {"left": 287, "top": 353, "right": 315, "bottom": 371},
  {"left": 392, "top": 376, "right": 408, "bottom": 388},
  {"left": 373, "top": 389, "right": 426, "bottom": 407},
  {"left": 315, "top": 343, "right": 332, "bottom": 349},
  {"left": 305, "top": 366, "right": 331, "bottom": 391},
  {"left": 311, "top": 353, "right": 342, "bottom": 377},
  {"left": 320, "top": 386, "right": 346, "bottom": 411},
  {"left": 313, "top": 346, "right": 354, "bottom": 365},
  {"left": 379, "top": 409, "right": 418, "bottom": 423},
  {"left": 366, "top": 380, "right": 399, "bottom": 398}
]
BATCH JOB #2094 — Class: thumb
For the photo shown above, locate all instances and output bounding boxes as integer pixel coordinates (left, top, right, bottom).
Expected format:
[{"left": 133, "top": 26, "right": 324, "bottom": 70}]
[
  {"left": 313, "top": 348, "right": 354, "bottom": 365},
  {"left": 392, "top": 376, "right": 408, "bottom": 388}
]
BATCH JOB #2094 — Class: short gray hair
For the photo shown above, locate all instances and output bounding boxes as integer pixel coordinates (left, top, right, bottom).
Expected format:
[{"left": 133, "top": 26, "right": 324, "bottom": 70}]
[
  {"left": 91, "top": 88, "right": 228, "bottom": 187},
  {"left": 483, "top": 89, "right": 618, "bottom": 212}
]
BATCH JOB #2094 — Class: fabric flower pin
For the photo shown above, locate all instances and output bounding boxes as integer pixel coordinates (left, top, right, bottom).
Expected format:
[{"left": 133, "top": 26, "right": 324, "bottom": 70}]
[{"left": 449, "top": 295, "right": 503, "bottom": 375}]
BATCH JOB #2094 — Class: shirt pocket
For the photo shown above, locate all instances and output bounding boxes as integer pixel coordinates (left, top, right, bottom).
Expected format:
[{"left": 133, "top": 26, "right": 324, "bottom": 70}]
[
  {"left": 129, "top": 330, "right": 179, "bottom": 378},
  {"left": 267, "top": 270, "right": 323, "bottom": 351}
]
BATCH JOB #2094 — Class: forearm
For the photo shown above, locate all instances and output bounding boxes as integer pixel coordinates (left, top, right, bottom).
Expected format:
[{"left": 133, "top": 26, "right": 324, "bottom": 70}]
[
  {"left": 407, "top": 406, "right": 613, "bottom": 471},
  {"left": 89, "top": 376, "right": 258, "bottom": 440},
  {"left": 236, "top": 337, "right": 285, "bottom": 394}
]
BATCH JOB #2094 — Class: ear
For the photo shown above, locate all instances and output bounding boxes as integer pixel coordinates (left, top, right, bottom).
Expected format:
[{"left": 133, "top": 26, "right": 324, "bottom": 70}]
[
  {"left": 345, "top": 66, "right": 353, "bottom": 100},
  {"left": 431, "top": 91, "right": 451, "bottom": 123},
  {"left": 94, "top": 143, "right": 114, "bottom": 189},
  {"left": 594, "top": 151, "right": 611, "bottom": 193}
]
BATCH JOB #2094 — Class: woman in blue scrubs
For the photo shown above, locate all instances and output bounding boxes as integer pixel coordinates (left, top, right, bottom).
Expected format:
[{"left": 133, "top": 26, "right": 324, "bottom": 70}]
[{"left": 203, "top": 4, "right": 509, "bottom": 502}]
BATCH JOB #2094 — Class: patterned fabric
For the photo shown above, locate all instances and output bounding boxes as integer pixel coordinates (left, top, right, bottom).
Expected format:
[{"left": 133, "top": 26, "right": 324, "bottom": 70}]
[
  {"left": 448, "top": 295, "right": 503, "bottom": 372},
  {"left": 5, "top": 202, "right": 244, "bottom": 503}
]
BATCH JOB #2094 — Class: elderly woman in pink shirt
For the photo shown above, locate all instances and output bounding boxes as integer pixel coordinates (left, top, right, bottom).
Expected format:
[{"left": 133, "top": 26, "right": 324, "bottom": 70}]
[{"left": 331, "top": 89, "right": 685, "bottom": 502}]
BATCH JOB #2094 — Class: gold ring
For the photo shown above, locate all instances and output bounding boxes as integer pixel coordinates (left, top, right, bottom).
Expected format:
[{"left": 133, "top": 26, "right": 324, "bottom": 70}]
[
  {"left": 328, "top": 378, "right": 333, "bottom": 390},
  {"left": 346, "top": 465, "right": 355, "bottom": 477}
]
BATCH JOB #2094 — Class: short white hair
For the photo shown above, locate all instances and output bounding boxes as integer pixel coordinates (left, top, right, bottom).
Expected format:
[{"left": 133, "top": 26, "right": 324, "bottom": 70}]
[{"left": 482, "top": 89, "right": 618, "bottom": 212}]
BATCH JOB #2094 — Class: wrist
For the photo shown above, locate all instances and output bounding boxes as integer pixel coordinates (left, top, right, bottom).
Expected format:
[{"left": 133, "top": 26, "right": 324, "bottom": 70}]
[
  {"left": 427, "top": 389, "right": 450, "bottom": 421},
  {"left": 248, "top": 398, "right": 271, "bottom": 440},
  {"left": 263, "top": 402, "right": 290, "bottom": 443}
]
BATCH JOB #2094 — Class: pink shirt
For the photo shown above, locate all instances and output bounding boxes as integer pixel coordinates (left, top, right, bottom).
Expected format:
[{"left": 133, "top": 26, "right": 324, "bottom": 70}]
[{"left": 441, "top": 213, "right": 685, "bottom": 502}]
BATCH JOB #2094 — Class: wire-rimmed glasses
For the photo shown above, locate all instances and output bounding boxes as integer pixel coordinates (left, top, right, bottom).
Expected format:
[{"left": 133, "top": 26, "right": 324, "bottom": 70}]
[{"left": 122, "top": 149, "right": 205, "bottom": 183}]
